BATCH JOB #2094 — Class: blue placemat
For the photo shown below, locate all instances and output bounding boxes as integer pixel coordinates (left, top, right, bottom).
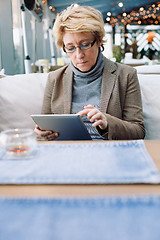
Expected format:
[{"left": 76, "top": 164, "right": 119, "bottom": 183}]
[
  {"left": 0, "top": 140, "right": 160, "bottom": 184},
  {"left": 0, "top": 196, "right": 160, "bottom": 240}
]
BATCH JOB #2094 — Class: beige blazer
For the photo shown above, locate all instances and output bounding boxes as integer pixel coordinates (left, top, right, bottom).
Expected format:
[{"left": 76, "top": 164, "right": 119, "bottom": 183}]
[{"left": 42, "top": 57, "right": 145, "bottom": 140}]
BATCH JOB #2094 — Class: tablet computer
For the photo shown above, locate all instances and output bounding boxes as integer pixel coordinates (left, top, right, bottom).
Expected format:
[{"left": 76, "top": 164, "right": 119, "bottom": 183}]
[{"left": 31, "top": 114, "right": 92, "bottom": 141}]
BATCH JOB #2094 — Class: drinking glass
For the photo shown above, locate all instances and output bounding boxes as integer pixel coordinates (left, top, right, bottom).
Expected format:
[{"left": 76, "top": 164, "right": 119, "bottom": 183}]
[{"left": 0, "top": 128, "right": 37, "bottom": 158}]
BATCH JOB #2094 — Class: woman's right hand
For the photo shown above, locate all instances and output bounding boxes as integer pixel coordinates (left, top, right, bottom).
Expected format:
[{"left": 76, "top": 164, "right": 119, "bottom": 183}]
[{"left": 34, "top": 125, "right": 59, "bottom": 141}]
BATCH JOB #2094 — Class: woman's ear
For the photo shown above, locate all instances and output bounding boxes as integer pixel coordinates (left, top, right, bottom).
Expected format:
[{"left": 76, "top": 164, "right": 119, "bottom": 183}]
[
  {"left": 97, "top": 38, "right": 103, "bottom": 47},
  {"left": 97, "top": 39, "right": 104, "bottom": 51}
]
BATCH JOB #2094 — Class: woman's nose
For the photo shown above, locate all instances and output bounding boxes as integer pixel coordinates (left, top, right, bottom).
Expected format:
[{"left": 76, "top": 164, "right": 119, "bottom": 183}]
[{"left": 75, "top": 47, "right": 84, "bottom": 58}]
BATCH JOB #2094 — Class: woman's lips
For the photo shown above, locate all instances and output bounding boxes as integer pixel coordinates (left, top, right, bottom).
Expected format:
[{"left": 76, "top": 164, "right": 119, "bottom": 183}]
[{"left": 78, "top": 61, "right": 87, "bottom": 65}]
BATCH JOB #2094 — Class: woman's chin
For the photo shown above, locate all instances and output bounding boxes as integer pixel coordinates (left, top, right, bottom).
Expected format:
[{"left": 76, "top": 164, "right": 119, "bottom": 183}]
[{"left": 77, "top": 65, "right": 91, "bottom": 72}]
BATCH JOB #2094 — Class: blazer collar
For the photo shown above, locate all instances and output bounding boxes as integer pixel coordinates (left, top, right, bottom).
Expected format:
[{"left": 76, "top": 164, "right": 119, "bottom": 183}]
[
  {"left": 100, "top": 57, "right": 117, "bottom": 112},
  {"left": 63, "top": 65, "right": 73, "bottom": 113}
]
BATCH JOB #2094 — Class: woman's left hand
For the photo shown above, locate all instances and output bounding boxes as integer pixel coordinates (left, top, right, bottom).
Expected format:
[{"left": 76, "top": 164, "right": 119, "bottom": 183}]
[{"left": 77, "top": 104, "right": 107, "bottom": 130}]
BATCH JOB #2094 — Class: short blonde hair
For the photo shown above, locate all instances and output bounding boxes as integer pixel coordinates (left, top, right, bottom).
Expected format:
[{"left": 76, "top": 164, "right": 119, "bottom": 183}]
[{"left": 53, "top": 4, "right": 106, "bottom": 49}]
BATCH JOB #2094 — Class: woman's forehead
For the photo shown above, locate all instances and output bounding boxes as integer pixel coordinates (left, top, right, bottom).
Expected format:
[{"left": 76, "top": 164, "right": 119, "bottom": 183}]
[{"left": 63, "top": 32, "right": 93, "bottom": 43}]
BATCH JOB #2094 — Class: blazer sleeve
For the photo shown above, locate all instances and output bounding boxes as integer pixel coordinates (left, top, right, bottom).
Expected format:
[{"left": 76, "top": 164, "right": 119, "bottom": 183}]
[
  {"left": 41, "top": 65, "right": 69, "bottom": 114},
  {"left": 41, "top": 73, "right": 54, "bottom": 114},
  {"left": 97, "top": 66, "right": 145, "bottom": 140}
]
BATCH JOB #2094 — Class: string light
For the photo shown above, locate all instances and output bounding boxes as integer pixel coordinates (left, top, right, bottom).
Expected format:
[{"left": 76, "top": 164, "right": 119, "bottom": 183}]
[
  {"left": 42, "top": 0, "right": 47, "bottom": 6},
  {"left": 139, "top": 7, "right": 144, "bottom": 11},
  {"left": 49, "top": 6, "right": 55, "bottom": 12},
  {"left": 110, "top": 1, "right": 160, "bottom": 26},
  {"left": 118, "top": 2, "right": 123, "bottom": 8},
  {"left": 43, "top": 0, "right": 55, "bottom": 12}
]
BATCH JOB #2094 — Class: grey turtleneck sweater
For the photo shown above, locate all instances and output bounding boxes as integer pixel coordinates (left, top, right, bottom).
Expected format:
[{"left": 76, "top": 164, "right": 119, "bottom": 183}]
[{"left": 70, "top": 51, "right": 105, "bottom": 140}]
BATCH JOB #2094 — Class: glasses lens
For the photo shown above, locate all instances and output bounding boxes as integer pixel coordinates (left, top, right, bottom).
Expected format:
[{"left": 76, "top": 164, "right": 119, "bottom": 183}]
[
  {"left": 64, "top": 46, "right": 75, "bottom": 53},
  {"left": 63, "top": 39, "right": 96, "bottom": 53},
  {"left": 80, "top": 43, "right": 91, "bottom": 50},
  {"left": 67, "top": 47, "right": 76, "bottom": 52}
]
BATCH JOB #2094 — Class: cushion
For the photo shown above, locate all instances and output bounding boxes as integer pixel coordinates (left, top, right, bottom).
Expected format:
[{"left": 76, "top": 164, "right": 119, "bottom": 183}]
[
  {"left": 136, "top": 65, "right": 160, "bottom": 74},
  {"left": 0, "top": 73, "right": 48, "bottom": 132},
  {"left": 138, "top": 73, "right": 160, "bottom": 139}
]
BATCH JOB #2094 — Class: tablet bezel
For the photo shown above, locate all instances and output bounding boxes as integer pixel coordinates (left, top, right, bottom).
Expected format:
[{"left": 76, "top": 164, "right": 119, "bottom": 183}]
[{"left": 31, "top": 114, "right": 92, "bottom": 141}]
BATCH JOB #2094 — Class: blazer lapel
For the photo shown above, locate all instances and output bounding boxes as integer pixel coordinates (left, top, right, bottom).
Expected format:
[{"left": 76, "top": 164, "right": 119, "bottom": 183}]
[
  {"left": 63, "top": 66, "right": 73, "bottom": 113},
  {"left": 100, "top": 58, "right": 117, "bottom": 112},
  {"left": 62, "top": 58, "right": 117, "bottom": 114}
]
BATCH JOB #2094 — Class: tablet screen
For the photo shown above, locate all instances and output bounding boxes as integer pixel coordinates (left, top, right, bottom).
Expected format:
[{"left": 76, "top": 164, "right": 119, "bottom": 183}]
[{"left": 31, "top": 114, "right": 92, "bottom": 141}]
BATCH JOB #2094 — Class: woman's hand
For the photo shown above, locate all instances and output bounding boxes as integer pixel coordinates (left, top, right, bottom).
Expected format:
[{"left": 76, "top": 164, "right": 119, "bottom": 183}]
[
  {"left": 34, "top": 125, "right": 59, "bottom": 141},
  {"left": 77, "top": 104, "right": 108, "bottom": 130}
]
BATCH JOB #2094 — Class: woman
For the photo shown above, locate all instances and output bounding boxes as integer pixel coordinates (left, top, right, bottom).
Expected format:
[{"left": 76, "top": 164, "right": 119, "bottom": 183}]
[{"left": 35, "top": 4, "right": 145, "bottom": 140}]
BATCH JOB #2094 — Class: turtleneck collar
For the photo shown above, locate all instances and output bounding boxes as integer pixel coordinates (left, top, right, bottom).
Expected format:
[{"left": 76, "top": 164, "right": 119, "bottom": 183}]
[{"left": 70, "top": 50, "right": 104, "bottom": 84}]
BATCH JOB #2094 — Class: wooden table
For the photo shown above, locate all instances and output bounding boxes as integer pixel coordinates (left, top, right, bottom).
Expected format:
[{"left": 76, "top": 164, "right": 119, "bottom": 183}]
[{"left": 0, "top": 140, "right": 160, "bottom": 198}]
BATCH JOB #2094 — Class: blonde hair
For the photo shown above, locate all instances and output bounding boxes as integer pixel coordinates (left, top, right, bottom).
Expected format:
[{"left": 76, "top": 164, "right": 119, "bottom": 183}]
[{"left": 53, "top": 4, "right": 106, "bottom": 49}]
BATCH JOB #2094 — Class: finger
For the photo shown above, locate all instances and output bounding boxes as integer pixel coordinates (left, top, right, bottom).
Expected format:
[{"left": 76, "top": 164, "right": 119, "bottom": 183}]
[
  {"left": 92, "top": 119, "right": 108, "bottom": 129},
  {"left": 41, "top": 130, "right": 54, "bottom": 137},
  {"left": 84, "top": 104, "right": 95, "bottom": 109},
  {"left": 87, "top": 109, "right": 99, "bottom": 119},
  {"left": 35, "top": 125, "right": 41, "bottom": 130},
  {"left": 92, "top": 120, "right": 103, "bottom": 127},
  {"left": 46, "top": 132, "right": 59, "bottom": 141},
  {"left": 38, "top": 132, "right": 59, "bottom": 141},
  {"left": 77, "top": 109, "right": 91, "bottom": 116},
  {"left": 34, "top": 127, "right": 42, "bottom": 135},
  {"left": 89, "top": 112, "right": 101, "bottom": 122}
]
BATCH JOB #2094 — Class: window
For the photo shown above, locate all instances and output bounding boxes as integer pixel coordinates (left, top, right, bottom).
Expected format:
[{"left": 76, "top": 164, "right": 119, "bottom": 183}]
[{"left": 12, "top": 0, "right": 24, "bottom": 73}]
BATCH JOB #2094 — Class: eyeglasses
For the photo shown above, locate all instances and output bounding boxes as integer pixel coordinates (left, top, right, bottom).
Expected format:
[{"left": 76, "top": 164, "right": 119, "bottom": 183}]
[{"left": 63, "top": 39, "right": 96, "bottom": 53}]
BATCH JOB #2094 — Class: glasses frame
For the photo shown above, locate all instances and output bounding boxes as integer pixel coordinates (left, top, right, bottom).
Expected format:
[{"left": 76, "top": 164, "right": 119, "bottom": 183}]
[{"left": 63, "top": 39, "right": 97, "bottom": 53}]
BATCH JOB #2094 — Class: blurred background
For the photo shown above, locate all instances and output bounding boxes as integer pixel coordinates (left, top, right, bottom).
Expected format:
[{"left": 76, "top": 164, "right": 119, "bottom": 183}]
[{"left": 0, "top": 0, "right": 160, "bottom": 75}]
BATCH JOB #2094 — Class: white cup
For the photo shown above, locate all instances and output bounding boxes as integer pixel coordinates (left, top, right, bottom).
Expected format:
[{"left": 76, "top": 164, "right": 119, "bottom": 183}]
[{"left": 0, "top": 128, "right": 37, "bottom": 158}]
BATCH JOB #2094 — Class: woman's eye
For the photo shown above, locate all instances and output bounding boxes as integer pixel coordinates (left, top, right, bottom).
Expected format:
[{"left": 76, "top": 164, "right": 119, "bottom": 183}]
[
  {"left": 67, "top": 46, "right": 75, "bottom": 51},
  {"left": 82, "top": 43, "right": 90, "bottom": 48}
]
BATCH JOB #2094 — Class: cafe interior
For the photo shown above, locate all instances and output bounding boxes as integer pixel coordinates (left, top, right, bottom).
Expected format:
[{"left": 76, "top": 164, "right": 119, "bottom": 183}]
[{"left": 0, "top": 0, "right": 160, "bottom": 239}]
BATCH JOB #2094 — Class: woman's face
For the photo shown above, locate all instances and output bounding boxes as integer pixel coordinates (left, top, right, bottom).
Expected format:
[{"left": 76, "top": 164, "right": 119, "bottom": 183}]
[{"left": 63, "top": 32, "right": 101, "bottom": 72}]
